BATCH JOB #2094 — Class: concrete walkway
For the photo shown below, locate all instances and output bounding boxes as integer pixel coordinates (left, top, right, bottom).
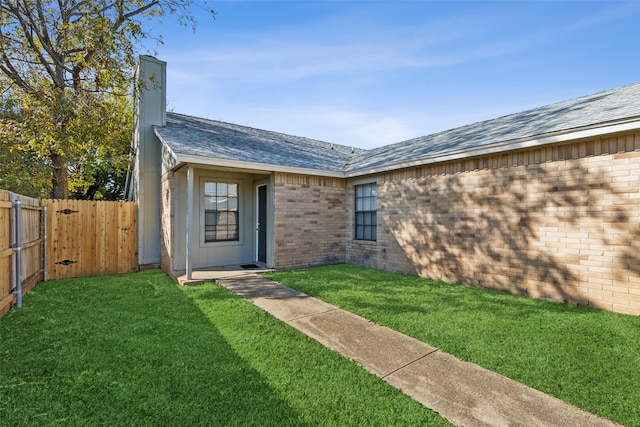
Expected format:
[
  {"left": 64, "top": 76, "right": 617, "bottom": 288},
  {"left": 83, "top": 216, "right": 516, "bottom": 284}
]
[{"left": 215, "top": 274, "right": 620, "bottom": 427}]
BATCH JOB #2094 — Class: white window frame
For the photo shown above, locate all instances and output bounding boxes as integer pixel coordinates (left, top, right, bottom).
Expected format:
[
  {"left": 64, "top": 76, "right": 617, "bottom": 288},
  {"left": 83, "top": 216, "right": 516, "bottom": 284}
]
[{"left": 199, "top": 178, "right": 244, "bottom": 247}]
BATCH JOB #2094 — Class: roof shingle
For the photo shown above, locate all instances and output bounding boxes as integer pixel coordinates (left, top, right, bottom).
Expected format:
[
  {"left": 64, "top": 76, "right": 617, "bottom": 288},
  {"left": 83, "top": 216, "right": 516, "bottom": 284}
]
[
  {"left": 155, "top": 82, "right": 640, "bottom": 175},
  {"left": 347, "top": 82, "right": 640, "bottom": 172},
  {"left": 155, "top": 113, "right": 360, "bottom": 172}
]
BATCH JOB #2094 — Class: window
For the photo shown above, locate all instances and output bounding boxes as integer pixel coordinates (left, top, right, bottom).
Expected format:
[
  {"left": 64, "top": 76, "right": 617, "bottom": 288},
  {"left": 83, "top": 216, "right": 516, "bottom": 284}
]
[
  {"left": 204, "top": 182, "right": 239, "bottom": 242},
  {"left": 355, "top": 182, "right": 377, "bottom": 241}
]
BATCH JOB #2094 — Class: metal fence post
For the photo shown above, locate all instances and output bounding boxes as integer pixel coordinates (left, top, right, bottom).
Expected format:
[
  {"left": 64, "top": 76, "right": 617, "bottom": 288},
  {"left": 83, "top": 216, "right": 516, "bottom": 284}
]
[
  {"left": 42, "top": 205, "right": 47, "bottom": 282},
  {"left": 13, "top": 199, "right": 22, "bottom": 308}
]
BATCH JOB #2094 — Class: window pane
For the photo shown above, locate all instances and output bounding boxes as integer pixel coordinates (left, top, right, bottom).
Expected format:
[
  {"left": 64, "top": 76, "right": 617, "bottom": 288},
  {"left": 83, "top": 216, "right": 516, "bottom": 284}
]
[
  {"left": 204, "top": 196, "right": 215, "bottom": 210},
  {"left": 356, "top": 226, "right": 364, "bottom": 240},
  {"left": 363, "top": 197, "right": 371, "bottom": 211},
  {"left": 205, "top": 211, "right": 217, "bottom": 225},
  {"left": 356, "top": 186, "right": 364, "bottom": 198},
  {"left": 204, "top": 182, "right": 216, "bottom": 197},
  {"left": 204, "top": 182, "right": 239, "bottom": 242},
  {"left": 217, "top": 196, "right": 228, "bottom": 211},
  {"left": 370, "top": 185, "right": 377, "bottom": 197},
  {"left": 371, "top": 226, "right": 377, "bottom": 241},
  {"left": 228, "top": 196, "right": 238, "bottom": 211},
  {"left": 364, "top": 226, "right": 372, "bottom": 240}
]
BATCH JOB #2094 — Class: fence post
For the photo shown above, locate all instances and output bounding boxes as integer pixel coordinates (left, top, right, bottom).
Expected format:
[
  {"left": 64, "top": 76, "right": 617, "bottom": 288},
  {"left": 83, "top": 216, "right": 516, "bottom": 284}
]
[
  {"left": 42, "top": 205, "right": 47, "bottom": 282},
  {"left": 13, "top": 199, "right": 22, "bottom": 308}
]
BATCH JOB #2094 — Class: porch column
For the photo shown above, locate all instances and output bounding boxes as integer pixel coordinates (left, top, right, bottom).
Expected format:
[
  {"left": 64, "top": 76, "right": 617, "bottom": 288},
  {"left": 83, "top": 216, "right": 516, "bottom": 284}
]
[{"left": 186, "top": 166, "right": 194, "bottom": 280}]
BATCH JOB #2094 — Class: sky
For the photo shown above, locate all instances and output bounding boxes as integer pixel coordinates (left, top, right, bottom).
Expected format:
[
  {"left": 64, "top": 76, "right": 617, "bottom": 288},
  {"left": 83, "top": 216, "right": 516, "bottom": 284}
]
[{"left": 142, "top": 1, "right": 640, "bottom": 149}]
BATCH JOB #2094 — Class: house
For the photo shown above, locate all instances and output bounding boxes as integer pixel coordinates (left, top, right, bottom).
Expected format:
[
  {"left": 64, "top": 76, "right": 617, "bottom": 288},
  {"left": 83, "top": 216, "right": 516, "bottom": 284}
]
[{"left": 130, "top": 55, "right": 640, "bottom": 315}]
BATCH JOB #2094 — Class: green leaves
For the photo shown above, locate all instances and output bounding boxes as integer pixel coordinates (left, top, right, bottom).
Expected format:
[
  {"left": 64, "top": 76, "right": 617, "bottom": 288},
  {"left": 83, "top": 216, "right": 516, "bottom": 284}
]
[{"left": 0, "top": 0, "right": 214, "bottom": 198}]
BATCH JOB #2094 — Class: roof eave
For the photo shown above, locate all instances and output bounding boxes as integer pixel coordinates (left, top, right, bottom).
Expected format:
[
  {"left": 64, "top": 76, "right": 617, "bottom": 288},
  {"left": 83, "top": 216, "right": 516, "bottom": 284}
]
[
  {"left": 346, "top": 117, "right": 640, "bottom": 178},
  {"left": 173, "top": 153, "right": 347, "bottom": 178}
]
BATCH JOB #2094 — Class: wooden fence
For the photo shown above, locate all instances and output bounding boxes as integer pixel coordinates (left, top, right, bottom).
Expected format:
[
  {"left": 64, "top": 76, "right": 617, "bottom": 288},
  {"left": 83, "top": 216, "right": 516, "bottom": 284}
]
[
  {"left": 1, "top": 195, "right": 138, "bottom": 318},
  {"left": 0, "top": 190, "right": 44, "bottom": 318},
  {"left": 42, "top": 199, "right": 138, "bottom": 280}
]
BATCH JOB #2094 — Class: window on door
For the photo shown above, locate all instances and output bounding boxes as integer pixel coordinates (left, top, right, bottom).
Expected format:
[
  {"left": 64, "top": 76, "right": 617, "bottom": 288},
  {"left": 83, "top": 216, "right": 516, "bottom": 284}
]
[
  {"left": 204, "top": 182, "right": 239, "bottom": 242},
  {"left": 355, "top": 182, "right": 377, "bottom": 241}
]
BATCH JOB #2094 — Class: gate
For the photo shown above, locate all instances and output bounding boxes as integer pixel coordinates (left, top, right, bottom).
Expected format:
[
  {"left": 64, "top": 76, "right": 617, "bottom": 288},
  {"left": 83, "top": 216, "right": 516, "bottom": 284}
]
[{"left": 43, "top": 200, "right": 137, "bottom": 280}]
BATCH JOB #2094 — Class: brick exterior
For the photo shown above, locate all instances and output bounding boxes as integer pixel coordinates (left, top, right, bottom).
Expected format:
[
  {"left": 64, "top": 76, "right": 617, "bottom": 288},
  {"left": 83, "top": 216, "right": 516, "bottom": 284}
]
[
  {"left": 160, "top": 171, "right": 174, "bottom": 275},
  {"left": 166, "top": 133, "right": 640, "bottom": 316},
  {"left": 273, "top": 173, "right": 347, "bottom": 269},
  {"left": 347, "top": 133, "right": 640, "bottom": 316}
]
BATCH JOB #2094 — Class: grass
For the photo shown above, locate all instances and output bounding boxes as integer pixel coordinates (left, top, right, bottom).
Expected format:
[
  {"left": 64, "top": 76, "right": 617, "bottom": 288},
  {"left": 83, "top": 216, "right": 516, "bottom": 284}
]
[
  {"left": 0, "top": 269, "right": 450, "bottom": 426},
  {"left": 265, "top": 264, "right": 640, "bottom": 427}
]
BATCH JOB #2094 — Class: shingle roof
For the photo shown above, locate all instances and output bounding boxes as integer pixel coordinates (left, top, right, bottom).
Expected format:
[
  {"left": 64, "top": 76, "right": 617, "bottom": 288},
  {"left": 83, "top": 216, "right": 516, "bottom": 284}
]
[
  {"left": 346, "top": 82, "right": 640, "bottom": 172},
  {"left": 155, "top": 113, "right": 362, "bottom": 172},
  {"left": 156, "top": 82, "right": 640, "bottom": 175}
]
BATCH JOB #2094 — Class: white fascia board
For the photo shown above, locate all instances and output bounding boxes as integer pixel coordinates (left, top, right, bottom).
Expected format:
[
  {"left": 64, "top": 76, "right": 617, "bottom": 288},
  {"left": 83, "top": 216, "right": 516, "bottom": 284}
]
[
  {"left": 346, "top": 118, "right": 640, "bottom": 178},
  {"left": 174, "top": 153, "right": 347, "bottom": 178}
]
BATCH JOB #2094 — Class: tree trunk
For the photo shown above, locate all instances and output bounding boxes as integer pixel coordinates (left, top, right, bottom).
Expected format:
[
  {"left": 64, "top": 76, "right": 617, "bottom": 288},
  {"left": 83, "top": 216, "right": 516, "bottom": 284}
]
[{"left": 50, "top": 151, "right": 69, "bottom": 199}]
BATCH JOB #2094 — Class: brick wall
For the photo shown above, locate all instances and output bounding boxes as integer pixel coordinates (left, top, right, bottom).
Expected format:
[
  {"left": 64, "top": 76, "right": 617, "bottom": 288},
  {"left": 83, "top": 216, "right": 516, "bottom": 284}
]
[
  {"left": 160, "top": 171, "right": 174, "bottom": 275},
  {"left": 273, "top": 173, "right": 347, "bottom": 269},
  {"left": 348, "top": 133, "right": 640, "bottom": 316}
]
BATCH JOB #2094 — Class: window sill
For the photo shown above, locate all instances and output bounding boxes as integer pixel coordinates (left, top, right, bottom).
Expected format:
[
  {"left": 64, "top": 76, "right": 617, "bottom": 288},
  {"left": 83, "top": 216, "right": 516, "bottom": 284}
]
[
  {"left": 352, "top": 239, "right": 377, "bottom": 246},
  {"left": 200, "top": 239, "right": 243, "bottom": 248}
]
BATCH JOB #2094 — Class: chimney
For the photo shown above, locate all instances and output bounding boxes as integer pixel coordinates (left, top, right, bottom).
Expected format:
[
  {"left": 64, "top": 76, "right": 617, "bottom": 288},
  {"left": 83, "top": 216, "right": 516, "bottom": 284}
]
[
  {"left": 130, "top": 55, "right": 167, "bottom": 267},
  {"left": 135, "top": 55, "right": 167, "bottom": 127}
]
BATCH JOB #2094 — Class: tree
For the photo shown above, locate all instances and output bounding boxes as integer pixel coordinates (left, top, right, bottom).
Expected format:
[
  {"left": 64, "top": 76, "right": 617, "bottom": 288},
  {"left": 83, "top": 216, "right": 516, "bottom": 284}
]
[
  {"left": 0, "top": 0, "right": 213, "bottom": 199},
  {"left": 0, "top": 94, "right": 52, "bottom": 197},
  {"left": 0, "top": 88, "right": 132, "bottom": 199}
]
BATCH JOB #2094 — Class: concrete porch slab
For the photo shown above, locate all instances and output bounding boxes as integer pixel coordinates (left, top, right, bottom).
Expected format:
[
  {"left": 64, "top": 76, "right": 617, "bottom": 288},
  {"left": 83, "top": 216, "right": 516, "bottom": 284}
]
[
  {"left": 173, "top": 264, "right": 273, "bottom": 285},
  {"left": 218, "top": 275, "right": 338, "bottom": 321}
]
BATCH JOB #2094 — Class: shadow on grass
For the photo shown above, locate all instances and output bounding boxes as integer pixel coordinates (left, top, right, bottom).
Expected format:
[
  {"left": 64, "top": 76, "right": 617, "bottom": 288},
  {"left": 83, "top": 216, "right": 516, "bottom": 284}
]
[
  {"left": 265, "top": 264, "right": 640, "bottom": 427},
  {"left": 0, "top": 269, "right": 308, "bottom": 426}
]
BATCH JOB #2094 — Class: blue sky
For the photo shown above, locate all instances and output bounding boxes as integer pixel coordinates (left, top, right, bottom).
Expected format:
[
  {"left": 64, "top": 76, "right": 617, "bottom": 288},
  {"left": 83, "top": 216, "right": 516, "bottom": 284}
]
[{"left": 145, "top": 1, "right": 640, "bottom": 149}]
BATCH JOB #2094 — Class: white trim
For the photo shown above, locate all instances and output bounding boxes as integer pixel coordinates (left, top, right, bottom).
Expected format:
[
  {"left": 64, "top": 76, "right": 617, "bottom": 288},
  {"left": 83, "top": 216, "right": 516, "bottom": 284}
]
[
  {"left": 186, "top": 166, "right": 194, "bottom": 280},
  {"left": 175, "top": 154, "right": 345, "bottom": 178},
  {"left": 199, "top": 178, "right": 244, "bottom": 248}
]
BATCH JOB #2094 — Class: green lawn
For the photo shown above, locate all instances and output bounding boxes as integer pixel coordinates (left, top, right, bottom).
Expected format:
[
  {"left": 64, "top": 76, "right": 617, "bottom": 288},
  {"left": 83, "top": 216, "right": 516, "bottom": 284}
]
[
  {"left": 265, "top": 264, "right": 640, "bottom": 427},
  {"left": 0, "top": 269, "right": 449, "bottom": 426}
]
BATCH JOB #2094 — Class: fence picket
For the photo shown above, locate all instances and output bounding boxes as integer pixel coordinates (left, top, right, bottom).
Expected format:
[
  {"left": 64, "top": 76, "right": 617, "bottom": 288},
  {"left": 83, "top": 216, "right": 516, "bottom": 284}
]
[
  {"left": 0, "top": 191, "right": 44, "bottom": 318},
  {"left": 41, "top": 199, "right": 138, "bottom": 280},
  {"left": 1, "top": 196, "right": 138, "bottom": 318},
  {"left": 0, "top": 191, "right": 12, "bottom": 317}
]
